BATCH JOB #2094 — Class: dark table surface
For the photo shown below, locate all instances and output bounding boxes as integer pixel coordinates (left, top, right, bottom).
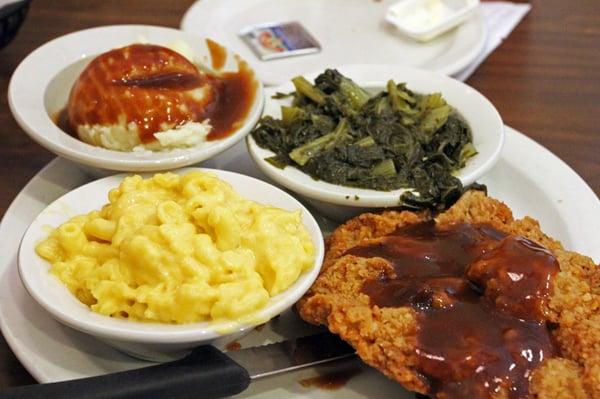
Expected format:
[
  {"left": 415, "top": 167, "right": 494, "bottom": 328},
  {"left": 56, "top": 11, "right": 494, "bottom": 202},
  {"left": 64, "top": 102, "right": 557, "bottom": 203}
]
[{"left": 1, "top": 0, "right": 599, "bottom": 389}]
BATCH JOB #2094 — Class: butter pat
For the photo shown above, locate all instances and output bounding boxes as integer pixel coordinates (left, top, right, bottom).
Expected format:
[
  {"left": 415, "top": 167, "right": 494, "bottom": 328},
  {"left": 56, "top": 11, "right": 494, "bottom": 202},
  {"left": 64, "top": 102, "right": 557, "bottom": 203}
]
[{"left": 386, "top": 0, "right": 480, "bottom": 42}]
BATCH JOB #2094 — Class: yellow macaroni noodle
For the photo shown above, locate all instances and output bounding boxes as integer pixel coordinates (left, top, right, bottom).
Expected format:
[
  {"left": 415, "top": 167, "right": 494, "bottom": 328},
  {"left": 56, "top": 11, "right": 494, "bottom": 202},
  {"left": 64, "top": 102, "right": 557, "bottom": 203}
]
[{"left": 35, "top": 171, "right": 315, "bottom": 324}]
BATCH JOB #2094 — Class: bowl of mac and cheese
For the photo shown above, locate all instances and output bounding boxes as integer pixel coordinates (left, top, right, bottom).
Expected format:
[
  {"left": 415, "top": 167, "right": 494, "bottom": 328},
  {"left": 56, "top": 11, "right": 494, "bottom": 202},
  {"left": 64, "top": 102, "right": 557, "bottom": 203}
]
[{"left": 18, "top": 168, "right": 324, "bottom": 361}]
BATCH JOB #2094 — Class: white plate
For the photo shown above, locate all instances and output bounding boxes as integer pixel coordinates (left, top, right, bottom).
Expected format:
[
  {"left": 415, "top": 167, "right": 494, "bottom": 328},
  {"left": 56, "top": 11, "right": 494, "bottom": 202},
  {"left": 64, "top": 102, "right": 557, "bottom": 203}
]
[
  {"left": 1, "top": 127, "right": 599, "bottom": 397},
  {"left": 247, "top": 65, "right": 504, "bottom": 215},
  {"left": 180, "top": 0, "right": 488, "bottom": 86},
  {"left": 8, "top": 25, "right": 265, "bottom": 173}
]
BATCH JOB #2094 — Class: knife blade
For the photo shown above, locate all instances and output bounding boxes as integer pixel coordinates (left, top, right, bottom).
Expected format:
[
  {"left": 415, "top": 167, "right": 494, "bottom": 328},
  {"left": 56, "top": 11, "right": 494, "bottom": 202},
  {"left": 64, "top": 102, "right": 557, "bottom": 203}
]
[{"left": 0, "top": 333, "right": 356, "bottom": 399}]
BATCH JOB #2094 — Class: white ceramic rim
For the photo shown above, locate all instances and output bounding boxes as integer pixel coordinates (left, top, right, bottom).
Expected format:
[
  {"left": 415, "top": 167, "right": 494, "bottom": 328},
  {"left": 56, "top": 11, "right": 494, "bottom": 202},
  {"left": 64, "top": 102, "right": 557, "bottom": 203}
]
[
  {"left": 17, "top": 167, "right": 324, "bottom": 344},
  {"left": 8, "top": 25, "right": 265, "bottom": 172},
  {"left": 247, "top": 64, "right": 504, "bottom": 208}
]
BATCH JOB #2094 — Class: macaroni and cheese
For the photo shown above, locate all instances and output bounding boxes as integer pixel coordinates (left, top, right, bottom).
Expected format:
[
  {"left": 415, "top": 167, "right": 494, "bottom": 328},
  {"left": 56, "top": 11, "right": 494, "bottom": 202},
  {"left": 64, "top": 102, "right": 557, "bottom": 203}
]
[{"left": 35, "top": 171, "right": 315, "bottom": 324}]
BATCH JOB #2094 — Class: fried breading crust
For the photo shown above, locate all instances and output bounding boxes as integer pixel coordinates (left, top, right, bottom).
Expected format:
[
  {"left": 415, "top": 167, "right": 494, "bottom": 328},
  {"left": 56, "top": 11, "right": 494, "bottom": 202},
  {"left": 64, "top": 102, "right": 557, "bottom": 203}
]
[{"left": 297, "top": 191, "right": 600, "bottom": 398}]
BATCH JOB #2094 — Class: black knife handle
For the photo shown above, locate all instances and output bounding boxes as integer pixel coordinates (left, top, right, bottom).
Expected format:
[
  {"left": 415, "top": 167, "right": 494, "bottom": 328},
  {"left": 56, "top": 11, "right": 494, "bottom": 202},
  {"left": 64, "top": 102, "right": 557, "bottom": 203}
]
[{"left": 0, "top": 346, "right": 250, "bottom": 399}]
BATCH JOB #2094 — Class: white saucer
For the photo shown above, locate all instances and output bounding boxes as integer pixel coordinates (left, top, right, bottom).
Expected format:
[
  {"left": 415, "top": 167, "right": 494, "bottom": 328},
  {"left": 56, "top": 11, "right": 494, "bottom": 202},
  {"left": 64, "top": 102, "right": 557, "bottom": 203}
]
[
  {"left": 180, "top": 0, "right": 488, "bottom": 86},
  {"left": 1, "top": 127, "right": 599, "bottom": 397}
]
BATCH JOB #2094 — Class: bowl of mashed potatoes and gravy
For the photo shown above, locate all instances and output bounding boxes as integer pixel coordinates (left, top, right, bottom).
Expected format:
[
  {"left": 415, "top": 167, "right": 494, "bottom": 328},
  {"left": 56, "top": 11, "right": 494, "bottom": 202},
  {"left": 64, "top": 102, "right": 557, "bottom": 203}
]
[
  {"left": 18, "top": 168, "right": 324, "bottom": 361},
  {"left": 56, "top": 42, "right": 257, "bottom": 152},
  {"left": 8, "top": 25, "right": 265, "bottom": 173}
]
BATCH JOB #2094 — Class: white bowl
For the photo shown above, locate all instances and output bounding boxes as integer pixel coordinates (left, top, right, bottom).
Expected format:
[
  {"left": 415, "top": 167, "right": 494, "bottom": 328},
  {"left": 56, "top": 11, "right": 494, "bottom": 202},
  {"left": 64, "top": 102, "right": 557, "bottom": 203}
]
[
  {"left": 8, "top": 25, "right": 264, "bottom": 175},
  {"left": 18, "top": 168, "right": 324, "bottom": 361},
  {"left": 247, "top": 64, "right": 504, "bottom": 221}
]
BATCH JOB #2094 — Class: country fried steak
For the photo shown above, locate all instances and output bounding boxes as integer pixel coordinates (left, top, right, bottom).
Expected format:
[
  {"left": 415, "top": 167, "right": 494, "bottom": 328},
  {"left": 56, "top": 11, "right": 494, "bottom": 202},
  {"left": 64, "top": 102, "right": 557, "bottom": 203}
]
[{"left": 297, "top": 191, "right": 600, "bottom": 398}]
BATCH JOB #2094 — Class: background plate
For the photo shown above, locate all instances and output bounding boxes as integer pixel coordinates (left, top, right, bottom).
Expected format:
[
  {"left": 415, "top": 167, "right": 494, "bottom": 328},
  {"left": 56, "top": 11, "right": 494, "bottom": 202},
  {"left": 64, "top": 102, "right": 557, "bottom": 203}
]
[
  {"left": 180, "top": 0, "right": 488, "bottom": 85},
  {"left": 1, "top": 126, "right": 599, "bottom": 397}
]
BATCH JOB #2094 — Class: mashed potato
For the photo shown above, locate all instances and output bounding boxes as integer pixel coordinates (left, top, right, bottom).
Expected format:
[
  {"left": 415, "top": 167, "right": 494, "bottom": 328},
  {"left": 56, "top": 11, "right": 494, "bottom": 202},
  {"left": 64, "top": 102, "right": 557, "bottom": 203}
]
[
  {"left": 35, "top": 171, "right": 315, "bottom": 324},
  {"left": 77, "top": 119, "right": 212, "bottom": 152},
  {"left": 66, "top": 43, "right": 217, "bottom": 153},
  {"left": 65, "top": 40, "right": 257, "bottom": 153}
]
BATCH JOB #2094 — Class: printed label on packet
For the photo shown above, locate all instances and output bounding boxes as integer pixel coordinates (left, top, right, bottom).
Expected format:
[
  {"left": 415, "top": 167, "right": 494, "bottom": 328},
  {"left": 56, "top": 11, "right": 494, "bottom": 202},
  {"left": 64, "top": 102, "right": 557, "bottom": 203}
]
[{"left": 239, "top": 21, "right": 321, "bottom": 61}]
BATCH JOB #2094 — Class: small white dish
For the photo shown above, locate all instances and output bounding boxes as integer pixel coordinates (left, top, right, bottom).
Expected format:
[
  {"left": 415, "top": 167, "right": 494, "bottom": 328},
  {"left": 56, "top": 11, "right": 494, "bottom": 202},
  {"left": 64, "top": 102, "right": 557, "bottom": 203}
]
[
  {"left": 386, "top": 0, "right": 480, "bottom": 42},
  {"left": 247, "top": 64, "right": 504, "bottom": 220},
  {"left": 17, "top": 167, "right": 324, "bottom": 362},
  {"left": 8, "top": 25, "right": 265, "bottom": 174}
]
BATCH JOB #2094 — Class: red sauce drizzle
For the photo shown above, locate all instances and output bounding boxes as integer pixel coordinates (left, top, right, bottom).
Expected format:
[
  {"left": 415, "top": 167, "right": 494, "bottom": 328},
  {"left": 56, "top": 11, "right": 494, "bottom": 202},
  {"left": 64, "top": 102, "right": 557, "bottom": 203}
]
[
  {"left": 58, "top": 43, "right": 256, "bottom": 145},
  {"left": 56, "top": 108, "right": 72, "bottom": 137},
  {"left": 348, "top": 222, "right": 559, "bottom": 399},
  {"left": 206, "top": 38, "right": 227, "bottom": 70},
  {"left": 299, "top": 368, "right": 362, "bottom": 391},
  {"left": 203, "top": 60, "right": 257, "bottom": 140},
  {"left": 225, "top": 341, "right": 241, "bottom": 352}
]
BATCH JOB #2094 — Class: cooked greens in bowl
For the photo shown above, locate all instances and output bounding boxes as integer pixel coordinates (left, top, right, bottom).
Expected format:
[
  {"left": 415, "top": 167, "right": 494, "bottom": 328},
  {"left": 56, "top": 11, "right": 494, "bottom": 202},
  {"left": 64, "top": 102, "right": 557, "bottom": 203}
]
[{"left": 251, "top": 69, "right": 477, "bottom": 209}]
